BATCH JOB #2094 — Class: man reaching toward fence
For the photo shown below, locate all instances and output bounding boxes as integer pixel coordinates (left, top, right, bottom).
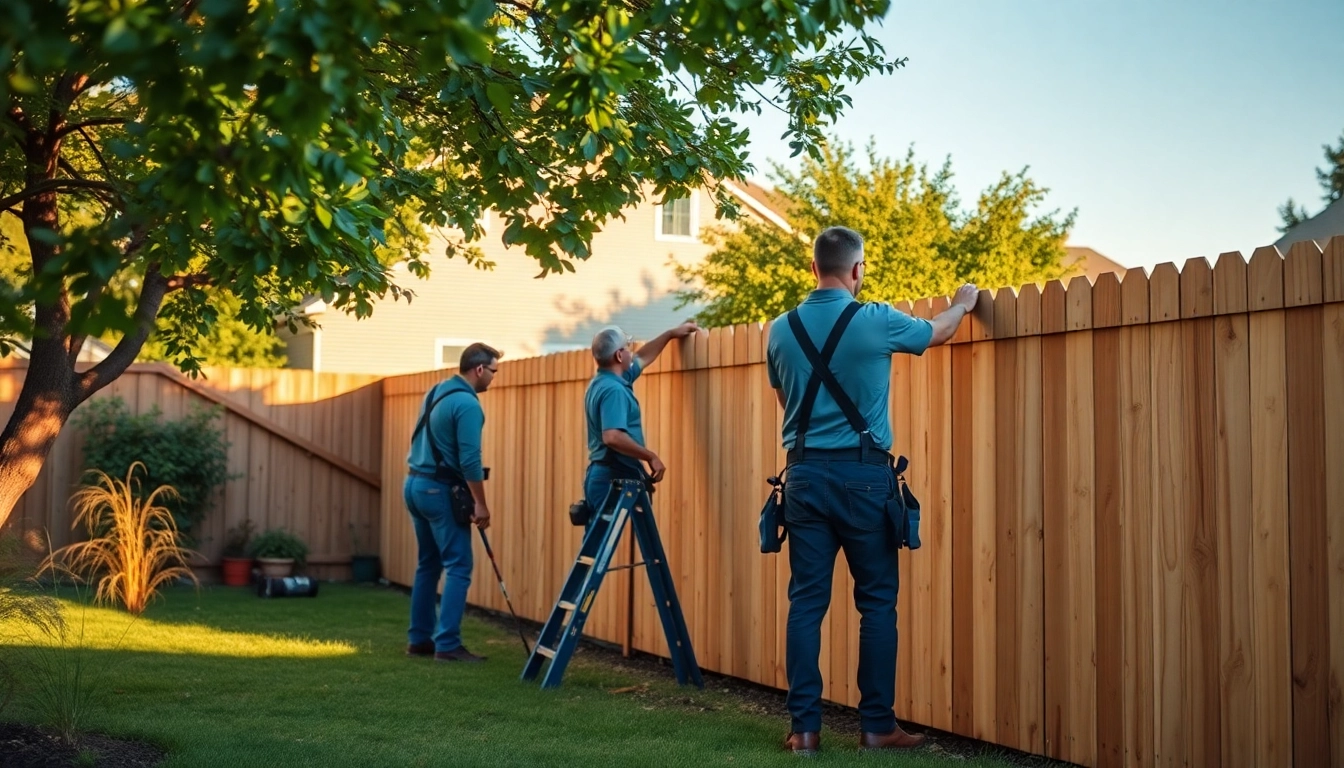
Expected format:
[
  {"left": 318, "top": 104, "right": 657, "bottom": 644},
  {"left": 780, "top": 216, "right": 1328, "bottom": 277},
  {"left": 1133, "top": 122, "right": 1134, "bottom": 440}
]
[
  {"left": 403, "top": 343, "right": 502, "bottom": 663},
  {"left": 579, "top": 322, "right": 700, "bottom": 524},
  {"left": 767, "top": 226, "right": 978, "bottom": 754}
]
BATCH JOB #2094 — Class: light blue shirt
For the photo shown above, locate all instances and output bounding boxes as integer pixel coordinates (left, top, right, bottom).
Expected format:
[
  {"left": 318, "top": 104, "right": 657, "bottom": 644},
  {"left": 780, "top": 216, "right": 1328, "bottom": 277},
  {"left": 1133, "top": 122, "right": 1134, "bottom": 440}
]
[
  {"left": 405, "top": 375, "right": 486, "bottom": 481},
  {"left": 585, "top": 357, "right": 645, "bottom": 470},
  {"left": 767, "top": 288, "right": 934, "bottom": 451}
]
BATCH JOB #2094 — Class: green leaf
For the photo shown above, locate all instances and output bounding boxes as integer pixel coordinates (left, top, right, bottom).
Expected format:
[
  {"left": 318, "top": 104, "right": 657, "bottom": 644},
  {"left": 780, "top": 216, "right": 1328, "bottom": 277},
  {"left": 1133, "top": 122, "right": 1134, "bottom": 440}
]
[{"left": 485, "top": 82, "right": 512, "bottom": 112}]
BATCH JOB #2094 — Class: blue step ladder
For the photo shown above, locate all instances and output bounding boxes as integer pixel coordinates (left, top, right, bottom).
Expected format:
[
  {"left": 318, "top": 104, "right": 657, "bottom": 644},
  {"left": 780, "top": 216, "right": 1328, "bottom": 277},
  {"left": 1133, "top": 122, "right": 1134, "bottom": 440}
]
[{"left": 521, "top": 478, "right": 703, "bottom": 690}]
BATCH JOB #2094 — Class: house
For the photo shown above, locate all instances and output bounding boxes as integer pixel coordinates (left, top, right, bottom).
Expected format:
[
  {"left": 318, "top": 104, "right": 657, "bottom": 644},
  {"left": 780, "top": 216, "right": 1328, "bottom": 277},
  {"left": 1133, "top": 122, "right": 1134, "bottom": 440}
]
[
  {"left": 277, "top": 179, "right": 1125, "bottom": 375},
  {"left": 1063, "top": 246, "right": 1127, "bottom": 281},
  {"left": 278, "top": 181, "right": 790, "bottom": 375},
  {"left": 1274, "top": 196, "right": 1344, "bottom": 250}
]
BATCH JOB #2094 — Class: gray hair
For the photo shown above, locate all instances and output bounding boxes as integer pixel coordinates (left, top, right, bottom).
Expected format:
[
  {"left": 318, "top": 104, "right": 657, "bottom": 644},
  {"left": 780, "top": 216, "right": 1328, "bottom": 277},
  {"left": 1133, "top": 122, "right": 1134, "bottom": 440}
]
[{"left": 591, "top": 326, "right": 629, "bottom": 364}]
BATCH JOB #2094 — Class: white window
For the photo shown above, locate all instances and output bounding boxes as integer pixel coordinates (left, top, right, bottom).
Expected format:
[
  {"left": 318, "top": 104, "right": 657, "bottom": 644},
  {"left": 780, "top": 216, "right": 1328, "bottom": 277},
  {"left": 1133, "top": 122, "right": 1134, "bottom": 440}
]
[
  {"left": 434, "top": 338, "right": 478, "bottom": 370},
  {"left": 654, "top": 192, "right": 698, "bottom": 242}
]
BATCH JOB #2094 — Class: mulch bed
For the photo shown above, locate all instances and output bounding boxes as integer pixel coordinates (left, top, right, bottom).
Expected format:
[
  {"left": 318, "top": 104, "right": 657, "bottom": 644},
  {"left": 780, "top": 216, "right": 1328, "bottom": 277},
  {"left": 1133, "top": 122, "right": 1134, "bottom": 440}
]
[
  {"left": 468, "top": 604, "right": 1077, "bottom": 767},
  {"left": 0, "top": 721, "right": 163, "bottom": 768}
]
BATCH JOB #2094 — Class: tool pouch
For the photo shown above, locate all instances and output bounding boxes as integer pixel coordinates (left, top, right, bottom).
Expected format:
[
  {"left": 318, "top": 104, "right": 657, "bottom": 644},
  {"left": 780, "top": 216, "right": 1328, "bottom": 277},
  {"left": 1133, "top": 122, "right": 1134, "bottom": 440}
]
[
  {"left": 758, "top": 474, "right": 787, "bottom": 554},
  {"left": 568, "top": 499, "right": 593, "bottom": 527},
  {"left": 886, "top": 456, "right": 922, "bottom": 551},
  {"left": 447, "top": 481, "right": 475, "bottom": 527}
]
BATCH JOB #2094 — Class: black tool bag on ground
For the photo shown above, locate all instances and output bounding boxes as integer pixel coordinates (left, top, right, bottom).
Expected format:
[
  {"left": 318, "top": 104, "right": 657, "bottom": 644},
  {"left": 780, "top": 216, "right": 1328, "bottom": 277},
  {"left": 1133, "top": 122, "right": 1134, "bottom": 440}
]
[{"left": 759, "top": 302, "right": 922, "bottom": 553}]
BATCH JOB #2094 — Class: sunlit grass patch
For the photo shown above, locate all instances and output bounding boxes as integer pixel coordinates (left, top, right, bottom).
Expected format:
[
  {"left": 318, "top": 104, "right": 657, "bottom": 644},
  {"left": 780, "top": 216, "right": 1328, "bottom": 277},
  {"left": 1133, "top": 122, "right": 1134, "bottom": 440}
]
[{"left": 1, "top": 602, "right": 355, "bottom": 658}]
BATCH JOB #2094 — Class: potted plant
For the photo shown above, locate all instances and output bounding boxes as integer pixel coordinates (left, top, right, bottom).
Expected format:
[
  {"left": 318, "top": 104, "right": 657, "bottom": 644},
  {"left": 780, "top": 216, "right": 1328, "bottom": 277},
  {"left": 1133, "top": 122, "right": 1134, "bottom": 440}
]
[
  {"left": 349, "top": 522, "right": 379, "bottom": 584},
  {"left": 219, "top": 519, "right": 256, "bottom": 586},
  {"left": 247, "top": 528, "right": 308, "bottom": 578}
]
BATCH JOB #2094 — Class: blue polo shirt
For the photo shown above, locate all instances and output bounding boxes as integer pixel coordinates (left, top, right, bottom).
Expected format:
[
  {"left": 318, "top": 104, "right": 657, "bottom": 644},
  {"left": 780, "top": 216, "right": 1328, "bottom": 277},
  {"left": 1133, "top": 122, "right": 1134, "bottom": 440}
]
[
  {"left": 767, "top": 289, "right": 934, "bottom": 451},
  {"left": 585, "top": 357, "right": 645, "bottom": 470},
  {"left": 405, "top": 375, "right": 486, "bottom": 482}
]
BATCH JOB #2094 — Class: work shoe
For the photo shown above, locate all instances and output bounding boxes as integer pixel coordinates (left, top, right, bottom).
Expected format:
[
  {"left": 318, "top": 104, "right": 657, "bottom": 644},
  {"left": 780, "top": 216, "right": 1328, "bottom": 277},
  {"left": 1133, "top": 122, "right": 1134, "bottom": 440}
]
[
  {"left": 783, "top": 731, "right": 819, "bottom": 756},
  {"left": 859, "top": 725, "right": 926, "bottom": 750},
  {"left": 405, "top": 641, "right": 435, "bottom": 657},
  {"left": 434, "top": 647, "right": 487, "bottom": 663}
]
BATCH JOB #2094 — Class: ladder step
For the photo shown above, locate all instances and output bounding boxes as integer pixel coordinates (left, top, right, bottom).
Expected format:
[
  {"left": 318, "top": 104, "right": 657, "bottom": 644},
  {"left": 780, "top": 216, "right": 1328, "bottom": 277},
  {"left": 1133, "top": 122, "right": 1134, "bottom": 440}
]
[
  {"left": 536, "top": 645, "right": 556, "bottom": 659},
  {"left": 557, "top": 600, "right": 576, "bottom": 611},
  {"left": 576, "top": 556, "right": 595, "bottom": 565}
]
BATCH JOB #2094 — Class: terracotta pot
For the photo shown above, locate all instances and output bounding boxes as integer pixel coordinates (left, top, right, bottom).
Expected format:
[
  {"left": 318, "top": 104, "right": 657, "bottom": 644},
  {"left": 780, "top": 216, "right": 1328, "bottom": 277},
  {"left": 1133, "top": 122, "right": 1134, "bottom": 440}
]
[
  {"left": 256, "top": 557, "right": 295, "bottom": 578},
  {"left": 220, "top": 556, "right": 254, "bottom": 586}
]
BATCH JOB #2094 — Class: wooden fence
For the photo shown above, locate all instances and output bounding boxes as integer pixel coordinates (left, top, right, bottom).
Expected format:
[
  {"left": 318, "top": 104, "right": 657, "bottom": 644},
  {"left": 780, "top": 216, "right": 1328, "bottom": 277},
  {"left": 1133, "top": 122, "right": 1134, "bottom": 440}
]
[
  {"left": 381, "top": 237, "right": 1344, "bottom": 768},
  {"left": 0, "top": 361, "right": 384, "bottom": 580}
]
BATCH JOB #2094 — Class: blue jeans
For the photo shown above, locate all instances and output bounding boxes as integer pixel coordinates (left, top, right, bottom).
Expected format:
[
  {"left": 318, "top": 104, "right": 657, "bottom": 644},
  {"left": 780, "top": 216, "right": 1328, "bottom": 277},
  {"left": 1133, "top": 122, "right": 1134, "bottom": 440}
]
[
  {"left": 404, "top": 474, "right": 474, "bottom": 652},
  {"left": 783, "top": 459, "right": 900, "bottom": 734},
  {"left": 583, "top": 462, "right": 641, "bottom": 536}
]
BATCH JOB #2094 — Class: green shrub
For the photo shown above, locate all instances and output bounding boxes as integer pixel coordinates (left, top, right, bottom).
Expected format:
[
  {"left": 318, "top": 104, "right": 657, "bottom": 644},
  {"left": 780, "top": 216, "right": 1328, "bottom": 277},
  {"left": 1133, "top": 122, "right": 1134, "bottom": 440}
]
[
  {"left": 247, "top": 529, "right": 308, "bottom": 567},
  {"left": 221, "top": 519, "right": 256, "bottom": 558},
  {"left": 73, "top": 396, "right": 231, "bottom": 541}
]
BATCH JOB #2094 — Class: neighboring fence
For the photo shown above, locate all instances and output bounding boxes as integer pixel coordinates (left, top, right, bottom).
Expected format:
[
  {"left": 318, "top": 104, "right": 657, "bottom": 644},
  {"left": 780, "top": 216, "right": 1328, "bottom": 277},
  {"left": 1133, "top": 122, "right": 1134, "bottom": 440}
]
[
  {"left": 380, "top": 238, "right": 1344, "bottom": 768},
  {"left": 0, "top": 361, "right": 384, "bottom": 580}
]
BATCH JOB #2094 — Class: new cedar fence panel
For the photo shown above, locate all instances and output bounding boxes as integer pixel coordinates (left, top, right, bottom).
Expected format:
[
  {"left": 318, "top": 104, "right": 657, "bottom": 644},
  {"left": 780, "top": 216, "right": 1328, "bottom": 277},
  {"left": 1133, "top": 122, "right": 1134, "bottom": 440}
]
[
  {"left": 384, "top": 239, "right": 1339, "bottom": 768},
  {"left": 1, "top": 362, "right": 382, "bottom": 580}
]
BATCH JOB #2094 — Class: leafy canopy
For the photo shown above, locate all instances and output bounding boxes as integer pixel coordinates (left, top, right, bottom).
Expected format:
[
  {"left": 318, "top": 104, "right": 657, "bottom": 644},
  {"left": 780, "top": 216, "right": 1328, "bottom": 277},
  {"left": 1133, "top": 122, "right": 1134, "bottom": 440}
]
[
  {"left": 1, "top": 0, "right": 898, "bottom": 376},
  {"left": 676, "top": 141, "right": 1077, "bottom": 326}
]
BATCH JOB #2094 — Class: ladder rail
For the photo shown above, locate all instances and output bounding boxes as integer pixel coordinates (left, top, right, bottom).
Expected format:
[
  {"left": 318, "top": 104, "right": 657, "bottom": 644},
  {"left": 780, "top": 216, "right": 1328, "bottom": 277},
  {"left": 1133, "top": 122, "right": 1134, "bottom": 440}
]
[{"left": 521, "top": 479, "right": 702, "bottom": 690}]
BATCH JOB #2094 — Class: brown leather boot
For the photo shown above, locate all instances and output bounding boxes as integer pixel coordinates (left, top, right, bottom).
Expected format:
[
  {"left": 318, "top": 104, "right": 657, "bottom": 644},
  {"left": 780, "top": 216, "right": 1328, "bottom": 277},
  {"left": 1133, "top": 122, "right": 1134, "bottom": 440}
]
[
  {"left": 859, "top": 724, "right": 926, "bottom": 750},
  {"left": 783, "top": 731, "right": 819, "bottom": 755}
]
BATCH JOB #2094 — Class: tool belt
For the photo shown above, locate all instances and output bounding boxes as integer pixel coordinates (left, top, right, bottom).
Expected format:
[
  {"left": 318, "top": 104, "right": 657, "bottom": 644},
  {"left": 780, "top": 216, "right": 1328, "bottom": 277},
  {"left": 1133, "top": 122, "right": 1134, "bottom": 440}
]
[
  {"left": 571, "top": 455, "right": 646, "bottom": 526},
  {"left": 785, "top": 445, "right": 893, "bottom": 467},
  {"left": 409, "top": 466, "right": 488, "bottom": 527}
]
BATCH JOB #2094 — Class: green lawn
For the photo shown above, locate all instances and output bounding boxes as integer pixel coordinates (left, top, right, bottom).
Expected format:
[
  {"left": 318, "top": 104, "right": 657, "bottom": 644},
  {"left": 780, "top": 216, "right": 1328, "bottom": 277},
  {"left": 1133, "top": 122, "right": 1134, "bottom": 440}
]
[{"left": 1, "top": 584, "right": 1021, "bottom": 767}]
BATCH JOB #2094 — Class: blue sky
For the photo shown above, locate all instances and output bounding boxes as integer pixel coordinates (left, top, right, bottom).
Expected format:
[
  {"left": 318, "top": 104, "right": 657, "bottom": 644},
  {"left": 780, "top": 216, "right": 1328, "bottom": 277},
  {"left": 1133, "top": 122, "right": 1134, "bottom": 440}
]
[{"left": 730, "top": 0, "right": 1344, "bottom": 271}]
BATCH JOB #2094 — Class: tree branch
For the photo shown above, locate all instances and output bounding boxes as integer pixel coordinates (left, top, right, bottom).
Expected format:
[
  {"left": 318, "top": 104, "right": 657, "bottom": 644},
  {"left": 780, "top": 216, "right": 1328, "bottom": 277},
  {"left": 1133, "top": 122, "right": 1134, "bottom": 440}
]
[
  {"left": 76, "top": 127, "right": 115, "bottom": 181},
  {"left": 0, "top": 179, "right": 117, "bottom": 213},
  {"left": 165, "top": 272, "right": 214, "bottom": 291},
  {"left": 77, "top": 269, "right": 168, "bottom": 400},
  {"left": 57, "top": 157, "right": 87, "bottom": 181},
  {"left": 54, "top": 116, "right": 127, "bottom": 139},
  {"left": 6, "top": 106, "right": 31, "bottom": 133}
]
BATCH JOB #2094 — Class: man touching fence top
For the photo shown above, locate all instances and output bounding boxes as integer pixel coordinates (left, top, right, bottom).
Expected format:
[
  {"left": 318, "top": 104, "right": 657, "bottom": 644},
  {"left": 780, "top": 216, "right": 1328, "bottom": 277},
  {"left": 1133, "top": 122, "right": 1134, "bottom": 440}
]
[
  {"left": 403, "top": 343, "right": 501, "bottom": 663},
  {"left": 766, "top": 226, "right": 977, "bottom": 754},
  {"left": 580, "top": 322, "right": 699, "bottom": 521}
]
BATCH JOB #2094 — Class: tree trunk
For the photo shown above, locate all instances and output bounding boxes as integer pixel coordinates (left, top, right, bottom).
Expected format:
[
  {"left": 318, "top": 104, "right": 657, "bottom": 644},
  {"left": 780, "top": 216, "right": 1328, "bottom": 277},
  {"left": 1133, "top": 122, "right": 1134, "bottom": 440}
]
[
  {"left": 0, "top": 352, "right": 77, "bottom": 532},
  {"left": 0, "top": 71, "right": 162, "bottom": 531}
]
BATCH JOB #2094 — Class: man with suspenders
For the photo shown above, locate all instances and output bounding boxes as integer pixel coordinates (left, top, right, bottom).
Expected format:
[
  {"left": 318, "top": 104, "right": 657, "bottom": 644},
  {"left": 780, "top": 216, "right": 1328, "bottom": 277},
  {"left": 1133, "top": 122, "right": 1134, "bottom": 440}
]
[
  {"left": 766, "top": 226, "right": 978, "bottom": 753},
  {"left": 404, "top": 343, "right": 502, "bottom": 663}
]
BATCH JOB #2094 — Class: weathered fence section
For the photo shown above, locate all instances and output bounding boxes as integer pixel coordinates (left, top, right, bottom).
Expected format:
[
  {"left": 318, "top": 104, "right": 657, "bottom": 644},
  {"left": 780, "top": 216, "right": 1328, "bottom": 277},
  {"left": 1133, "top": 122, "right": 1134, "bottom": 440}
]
[
  {"left": 0, "top": 362, "right": 383, "bottom": 580},
  {"left": 380, "top": 237, "right": 1343, "bottom": 768}
]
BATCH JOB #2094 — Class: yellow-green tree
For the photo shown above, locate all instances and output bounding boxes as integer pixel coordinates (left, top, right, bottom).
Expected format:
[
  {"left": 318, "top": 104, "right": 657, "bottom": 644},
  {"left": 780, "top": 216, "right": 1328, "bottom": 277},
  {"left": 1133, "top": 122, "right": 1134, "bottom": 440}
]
[{"left": 677, "top": 142, "right": 1077, "bottom": 326}]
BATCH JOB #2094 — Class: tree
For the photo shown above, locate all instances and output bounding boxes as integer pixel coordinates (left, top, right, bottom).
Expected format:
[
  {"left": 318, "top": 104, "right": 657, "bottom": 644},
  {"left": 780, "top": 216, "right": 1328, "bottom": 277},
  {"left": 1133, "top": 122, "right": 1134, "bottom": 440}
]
[
  {"left": 0, "top": 0, "right": 901, "bottom": 526},
  {"left": 1277, "top": 127, "right": 1344, "bottom": 233},
  {"left": 675, "top": 141, "right": 1076, "bottom": 326}
]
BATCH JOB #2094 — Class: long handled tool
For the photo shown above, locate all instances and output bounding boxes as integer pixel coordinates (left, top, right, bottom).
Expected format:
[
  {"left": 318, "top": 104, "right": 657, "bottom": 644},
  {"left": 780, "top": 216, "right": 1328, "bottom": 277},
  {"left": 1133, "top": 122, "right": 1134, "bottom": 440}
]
[{"left": 477, "top": 528, "right": 532, "bottom": 655}]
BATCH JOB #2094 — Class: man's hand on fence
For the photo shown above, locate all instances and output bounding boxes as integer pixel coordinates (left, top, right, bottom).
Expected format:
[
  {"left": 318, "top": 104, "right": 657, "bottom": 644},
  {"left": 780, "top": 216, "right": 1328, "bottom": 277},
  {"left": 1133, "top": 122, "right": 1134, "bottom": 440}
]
[
  {"left": 473, "top": 501, "right": 492, "bottom": 531},
  {"left": 671, "top": 321, "right": 702, "bottom": 339},
  {"left": 952, "top": 283, "right": 979, "bottom": 312}
]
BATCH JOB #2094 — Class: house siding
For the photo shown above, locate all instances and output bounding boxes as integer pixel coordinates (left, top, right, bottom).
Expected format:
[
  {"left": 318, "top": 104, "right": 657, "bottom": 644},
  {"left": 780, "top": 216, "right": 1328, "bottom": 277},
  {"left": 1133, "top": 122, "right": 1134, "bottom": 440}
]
[{"left": 295, "top": 189, "right": 749, "bottom": 375}]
